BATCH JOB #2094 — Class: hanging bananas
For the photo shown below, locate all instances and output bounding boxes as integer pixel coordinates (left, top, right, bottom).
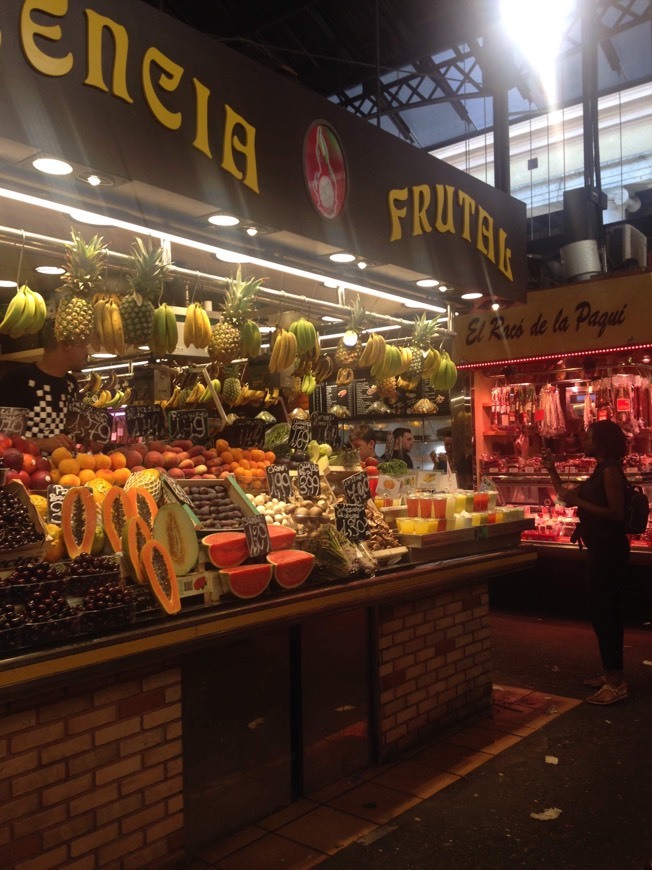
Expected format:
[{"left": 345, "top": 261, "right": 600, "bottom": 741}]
[
  {"left": 429, "top": 351, "right": 458, "bottom": 390},
  {"left": 312, "top": 354, "right": 334, "bottom": 384},
  {"left": 97, "top": 299, "right": 127, "bottom": 355},
  {"left": 358, "top": 332, "right": 386, "bottom": 369},
  {"left": 268, "top": 327, "right": 297, "bottom": 373},
  {"left": 150, "top": 303, "right": 178, "bottom": 356},
  {"left": 183, "top": 302, "right": 211, "bottom": 349},
  {"left": 300, "top": 372, "right": 317, "bottom": 395},
  {"left": 241, "top": 319, "right": 262, "bottom": 357},
  {"left": 288, "top": 317, "right": 318, "bottom": 357},
  {"left": 421, "top": 348, "right": 442, "bottom": 380},
  {"left": 0, "top": 284, "right": 47, "bottom": 338}
]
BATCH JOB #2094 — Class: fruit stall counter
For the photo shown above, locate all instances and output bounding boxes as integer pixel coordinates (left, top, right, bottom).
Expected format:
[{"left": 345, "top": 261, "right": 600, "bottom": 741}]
[{"left": 0, "top": 546, "right": 534, "bottom": 859}]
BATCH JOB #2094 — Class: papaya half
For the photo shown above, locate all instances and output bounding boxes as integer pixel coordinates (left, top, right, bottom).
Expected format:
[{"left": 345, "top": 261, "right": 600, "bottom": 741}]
[
  {"left": 61, "top": 486, "right": 97, "bottom": 559},
  {"left": 141, "top": 539, "right": 180, "bottom": 615}
]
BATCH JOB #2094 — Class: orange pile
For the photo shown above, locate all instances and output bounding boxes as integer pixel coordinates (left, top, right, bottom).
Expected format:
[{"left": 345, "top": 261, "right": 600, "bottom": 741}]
[
  {"left": 214, "top": 440, "right": 275, "bottom": 490},
  {"left": 50, "top": 448, "right": 132, "bottom": 488}
]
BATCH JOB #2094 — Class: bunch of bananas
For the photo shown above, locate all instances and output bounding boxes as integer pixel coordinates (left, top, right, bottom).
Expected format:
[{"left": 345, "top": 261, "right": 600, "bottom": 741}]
[
  {"left": 0, "top": 284, "right": 47, "bottom": 338},
  {"left": 179, "top": 380, "right": 207, "bottom": 406},
  {"left": 241, "top": 319, "right": 262, "bottom": 357},
  {"left": 429, "top": 350, "right": 457, "bottom": 390},
  {"left": 422, "top": 348, "right": 442, "bottom": 380},
  {"left": 336, "top": 367, "right": 355, "bottom": 386},
  {"left": 300, "top": 372, "right": 317, "bottom": 395},
  {"left": 161, "top": 385, "right": 182, "bottom": 410},
  {"left": 80, "top": 370, "right": 102, "bottom": 397},
  {"left": 228, "top": 385, "right": 269, "bottom": 407},
  {"left": 95, "top": 298, "right": 126, "bottom": 355},
  {"left": 312, "top": 354, "right": 334, "bottom": 384},
  {"left": 150, "top": 304, "right": 178, "bottom": 356},
  {"left": 269, "top": 328, "right": 297, "bottom": 373},
  {"left": 183, "top": 303, "right": 211, "bottom": 349},
  {"left": 198, "top": 378, "right": 222, "bottom": 404},
  {"left": 370, "top": 345, "right": 412, "bottom": 378},
  {"left": 358, "top": 332, "right": 386, "bottom": 369},
  {"left": 289, "top": 317, "right": 319, "bottom": 357},
  {"left": 89, "top": 386, "right": 131, "bottom": 408}
]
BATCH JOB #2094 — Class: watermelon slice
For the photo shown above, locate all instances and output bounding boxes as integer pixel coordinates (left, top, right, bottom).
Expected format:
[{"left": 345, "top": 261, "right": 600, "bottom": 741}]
[
  {"left": 266, "top": 549, "right": 315, "bottom": 589},
  {"left": 203, "top": 531, "right": 249, "bottom": 568},
  {"left": 220, "top": 564, "right": 273, "bottom": 599},
  {"left": 267, "top": 524, "right": 296, "bottom": 551}
]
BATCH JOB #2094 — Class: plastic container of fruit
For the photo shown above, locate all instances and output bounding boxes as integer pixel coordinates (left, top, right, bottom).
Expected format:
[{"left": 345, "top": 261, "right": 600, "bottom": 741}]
[
  {"left": 81, "top": 603, "right": 135, "bottom": 634},
  {"left": 22, "top": 614, "right": 82, "bottom": 647},
  {"left": 0, "top": 624, "right": 26, "bottom": 652},
  {"left": 65, "top": 570, "right": 121, "bottom": 598},
  {"left": 2, "top": 564, "right": 69, "bottom": 605}
]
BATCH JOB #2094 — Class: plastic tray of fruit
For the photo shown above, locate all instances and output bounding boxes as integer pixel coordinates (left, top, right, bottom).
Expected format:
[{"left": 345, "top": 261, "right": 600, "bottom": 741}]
[
  {"left": 0, "top": 625, "right": 25, "bottom": 652},
  {"left": 0, "top": 563, "right": 69, "bottom": 605},
  {"left": 80, "top": 604, "right": 135, "bottom": 633},
  {"left": 22, "top": 614, "right": 82, "bottom": 647}
]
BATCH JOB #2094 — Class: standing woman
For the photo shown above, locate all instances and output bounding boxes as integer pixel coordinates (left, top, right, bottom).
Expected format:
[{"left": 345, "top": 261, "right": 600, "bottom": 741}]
[{"left": 542, "top": 420, "right": 630, "bottom": 706}]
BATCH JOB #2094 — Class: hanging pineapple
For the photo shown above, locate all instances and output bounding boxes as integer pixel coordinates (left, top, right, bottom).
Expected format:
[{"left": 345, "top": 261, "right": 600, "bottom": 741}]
[
  {"left": 221, "top": 365, "right": 243, "bottom": 406},
  {"left": 334, "top": 297, "right": 368, "bottom": 368},
  {"left": 119, "top": 238, "right": 170, "bottom": 346},
  {"left": 402, "top": 313, "right": 440, "bottom": 387},
  {"left": 54, "top": 231, "right": 106, "bottom": 344},
  {"left": 208, "top": 267, "right": 263, "bottom": 365}
]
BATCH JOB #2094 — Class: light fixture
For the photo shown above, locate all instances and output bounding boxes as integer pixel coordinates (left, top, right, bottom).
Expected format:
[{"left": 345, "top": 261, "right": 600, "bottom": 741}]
[
  {"left": 643, "top": 356, "right": 651, "bottom": 364},
  {"left": 81, "top": 360, "right": 150, "bottom": 373},
  {"left": 245, "top": 227, "right": 258, "bottom": 236},
  {"left": 32, "top": 157, "right": 73, "bottom": 175},
  {"left": 329, "top": 252, "right": 355, "bottom": 263},
  {"left": 321, "top": 325, "right": 400, "bottom": 341},
  {"left": 357, "top": 261, "right": 367, "bottom": 270},
  {"left": 69, "top": 208, "right": 114, "bottom": 226},
  {"left": 78, "top": 173, "right": 113, "bottom": 188},
  {"left": 322, "top": 278, "right": 339, "bottom": 289},
  {"left": 138, "top": 345, "right": 150, "bottom": 351},
  {"left": 0, "top": 280, "right": 17, "bottom": 288},
  {"left": 342, "top": 330, "right": 359, "bottom": 347},
  {"left": 438, "top": 285, "right": 448, "bottom": 293},
  {"left": 416, "top": 278, "right": 439, "bottom": 288},
  {"left": 321, "top": 315, "right": 343, "bottom": 323},
  {"left": 208, "top": 214, "right": 240, "bottom": 227},
  {"left": 404, "top": 301, "right": 426, "bottom": 309},
  {"left": 35, "top": 265, "right": 65, "bottom": 275},
  {"left": 491, "top": 302, "right": 500, "bottom": 311},
  {"left": 91, "top": 352, "right": 116, "bottom": 360},
  {"left": 214, "top": 248, "right": 250, "bottom": 264},
  {"left": 259, "top": 325, "right": 275, "bottom": 334},
  {"left": 461, "top": 292, "right": 483, "bottom": 300}
]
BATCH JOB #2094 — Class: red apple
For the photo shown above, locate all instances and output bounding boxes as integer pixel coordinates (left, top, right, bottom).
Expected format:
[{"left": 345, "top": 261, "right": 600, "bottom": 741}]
[
  {"left": 191, "top": 455, "right": 206, "bottom": 467},
  {"left": 131, "top": 465, "right": 146, "bottom": 473},
  {"left": 34, "top": 456, "right": 51, "bottom": 472},
  {"left": 183, "top": 468, "right": 195, "bottom": 478},
  {"left": 144, "top": 451, "right": 164, "bottom": 468},
  {"left": 0, "top": 434, "right": 12, "bottom": 450},
  {"left": 30, "top": 470, "right": 52, "bottom": 490},
  {"left": 3, "top": 448, "right": 23, "bottom": 471},
  {"left": 189, "top": 445, "right": 205, "bottom": 457},
  {"left": 11, "top": 435, "right": 31, "bottom": 453},
  {"left": 22, "top": 453, "right": 37, "bottom": 474}
]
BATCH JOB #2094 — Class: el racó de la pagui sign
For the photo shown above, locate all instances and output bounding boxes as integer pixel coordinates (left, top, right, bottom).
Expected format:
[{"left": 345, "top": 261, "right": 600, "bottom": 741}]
[{"left": 452, "top": 272, "right": 652, "bottom": 365}]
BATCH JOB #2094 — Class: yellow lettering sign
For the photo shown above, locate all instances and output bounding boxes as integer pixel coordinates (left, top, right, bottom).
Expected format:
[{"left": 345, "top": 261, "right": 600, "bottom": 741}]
[
  {"left": 84, "top": 10, "right": 132, "bottom": 103},
  {"left": 412, "top": 184, "right": 432, "bottom": 236},
  {"left": 221, "top": 105, "right": 259, "bottom": 193},
  {"left": 457, "top": 190, "right": 476, "bottom": 242},
  {"left": 142, "top": 47, "right": 183, "bottom": 131},
  {"left": 192, "top": 78, "right": 212, "bottom": 158},
  {"left": 434, "top": 184, "right": 455, "bottom": 234},
  {"left": 387, "top": 188, "right": 408, "bottom": 241},
  {"left": 21, "top": 0, "right": 73, "bottom": 77},
  {"left": 476, "top": 206, "right": 495, "bottom": 263}
]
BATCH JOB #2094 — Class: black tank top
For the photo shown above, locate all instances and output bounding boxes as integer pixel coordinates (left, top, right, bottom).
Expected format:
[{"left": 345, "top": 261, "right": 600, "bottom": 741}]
[{"left": 575, "top": 461, "right": 629, "bottom": 553}]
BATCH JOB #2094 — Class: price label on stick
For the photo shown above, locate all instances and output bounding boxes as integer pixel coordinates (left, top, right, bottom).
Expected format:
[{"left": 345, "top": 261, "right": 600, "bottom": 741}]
[
  {"left": 0, "top": 406, "right": 26, "bottom": 436},
  {"left": 266, "top": 464, "right": 293, "bottom": 502},
  {"left": 297, "top": 461, "right": 320, "bottom": 500},
  {"left": 343, "top": 471, "right": 371, "bottom": 504},
  {"left": 124, "top": 405, "right": 166, "bottom": 441},
  {"left": 229, "top": 418, "right": 266, "bottom": 449},
  {"left": 47, "top": 484, "right": 68, "bottom": 525},
  {"left": 168, "top": 409, "right": 209, "bottom": 443},
  {"left": 242, "top": 515, "right": 271, "bottom": 558},
  {"left": 289, "top": 419, "right": 311, "bottom": 452},
  {"left": 309, "top": 412, "right": 340, "bottom": 449},
  {"left": 65, "top": 400, "right": 112, "bottom": 445},
  {"left": 335, "top": 503, "right": 368, "bottom": 543}
]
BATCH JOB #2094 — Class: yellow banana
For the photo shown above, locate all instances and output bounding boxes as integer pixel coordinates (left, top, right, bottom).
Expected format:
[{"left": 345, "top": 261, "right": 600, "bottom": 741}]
[
  {"left": 9, "top": 286, "right": 35, "bottom": 338},
  {"left": 165, "top": 304, "right": 178, "bottom": 353},
  {"left": 94, "top": 298, "right": 107, "bottom": 350},
  {"left": 25, "top": 287, "right": 47, "bottom": 335},
  {"left": 183, "top": 305, "right": 196, "bottom": 348},
  {"left": 0, "top": 287, "right": 27, "bottom": 334},
  {"left": 197, "top": 306, "right": 211, "bottom": 348},
  {"left": 269, "top": 328, "right": 284, "bottom": 373},
  {"left": 281, "top": 330, "right": 297, "bottom": 370},
  {"left": 109, "top": 302, "right": 126, "bottom": 355},
  {"left": 101, "top": 299, "right": 115, "bottom": 353}
]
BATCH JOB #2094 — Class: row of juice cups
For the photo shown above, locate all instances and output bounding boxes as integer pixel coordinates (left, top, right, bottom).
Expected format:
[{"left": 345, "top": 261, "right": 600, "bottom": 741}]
[
  {"left": 396, "top": 506, "right": 526, "bottom": 535},
  {"left": 406, "top": 490, "right": 498, "bottom": 519}
]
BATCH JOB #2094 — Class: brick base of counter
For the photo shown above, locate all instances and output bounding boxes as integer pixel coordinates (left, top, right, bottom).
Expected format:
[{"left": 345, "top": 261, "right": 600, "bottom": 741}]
[
  {"left": 377, "top": 582, "right": 491, "bottom": 760},
  {"left": 0, "top": 667, "right": 183, "bottom": 870}
]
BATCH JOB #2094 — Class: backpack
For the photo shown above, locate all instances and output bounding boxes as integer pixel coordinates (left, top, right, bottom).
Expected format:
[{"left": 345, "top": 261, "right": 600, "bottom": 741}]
[{"left": 623, "top": 480, "right": 650, "bottom": 535}]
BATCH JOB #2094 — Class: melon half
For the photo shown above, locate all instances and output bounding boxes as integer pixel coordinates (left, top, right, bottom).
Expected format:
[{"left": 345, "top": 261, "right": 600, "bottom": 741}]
[{"left": 266, "top": 549, "right": 315, "bottom": 589}]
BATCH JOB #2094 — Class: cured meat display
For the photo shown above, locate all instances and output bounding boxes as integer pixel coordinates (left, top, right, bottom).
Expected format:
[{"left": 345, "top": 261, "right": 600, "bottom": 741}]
[{"left": 537, "top": 384, "right": 566, "bottom": 438}]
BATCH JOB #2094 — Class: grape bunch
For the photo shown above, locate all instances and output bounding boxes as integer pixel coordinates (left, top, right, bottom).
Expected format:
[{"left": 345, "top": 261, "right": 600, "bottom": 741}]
[
  {"left": 0, "top": 490, "right": 44, "bottom": 550},
  {"left": 82, "top": 583, "right": 136, "bottom": 611}
]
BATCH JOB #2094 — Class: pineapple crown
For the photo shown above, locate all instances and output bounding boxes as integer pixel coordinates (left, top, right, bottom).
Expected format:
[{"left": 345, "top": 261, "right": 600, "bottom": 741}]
[
  {"left": 221, "top": 266, "right": 263, "bottom": 325},
  {"left": 60, "top": 230, "right": 106, "bottom": 297},
  {"left": 345, "top": 296, "right": 368, "bottom": 335},
  {"left": 411, "top": 313, "right": 439, "bottom": 349},
  {"left": 127, "top": 237, "right": 170, "bottom": 300}
]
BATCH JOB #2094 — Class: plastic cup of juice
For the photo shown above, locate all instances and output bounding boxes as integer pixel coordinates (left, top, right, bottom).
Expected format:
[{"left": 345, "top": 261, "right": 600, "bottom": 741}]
[
  {"left": 406, "top": 495, "right": 419, "bottom": 518},
  {"left": 414, "top": 519, "right": 430, "bottom": 534},
  {"left": 445, "top": 495, "right": 457, "bottom": 519},
  {"left": 433, "top": 495, "right": 447, "bottom": 518},
  {"left": 418, "top": 496, "right": 432, "bottom": 518},
  {"left": 487, "top": 490, "right": 497, "bottom": 510},
  {"left": 455, "top": 492, "right": 466, "bottom": 514},
  {"left": 396, "top": 518, "right": 415, "bottom": 534},
  {"left": 465, "top": 491, "right": 475, "bottom": 512}
]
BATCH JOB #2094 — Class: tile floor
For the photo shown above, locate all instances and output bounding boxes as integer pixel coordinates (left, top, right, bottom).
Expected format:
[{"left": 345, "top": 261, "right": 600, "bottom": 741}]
[{"left": 193, "top": 685, "right": 581, "bottom": 869}]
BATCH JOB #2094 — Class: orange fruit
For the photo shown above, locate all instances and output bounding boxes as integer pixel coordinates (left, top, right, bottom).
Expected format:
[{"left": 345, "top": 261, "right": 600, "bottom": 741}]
[
  {"left": 250, "top": 449, "right": 264, "bottom": 463},
  {"left": 76, "top": 453, "right": 96, "bottom": 470},
  {"left": 220, "top": 451, "right": 233, "bottom": 465},
  {"left": 239, "top": 459, "right": 251, "bottom": 470},
  {"left": 78, "top": 469, "right": 96, "bottom": 485},
  {"left": 58, "top": 458, "right": 80, "bottom": 476},
  {"left": 112, "top": 467, "right": 131, "bottom": 486},
  {"left": 229, "top": 462, "right": 239, "bottom": 472},
  {"left": 51, "top": 446, "right": 72, "bottom": 466},
  {"left": 215, "top": 439, "right": 229, "bottom": 452},
  {"left": 94, "top": 453, "right": 112, "bottom": 470},
  {"left": 59, "top": 473, "right": 81, "bottom": 487},
  {"left": 230, "top": 448, "right": 243, "bottom": 462},
  {"left": 241, "top": 450, "right": 251, "bottom": 461},
  {"left": 49, "top": 468, "right": 61, "bottom": 484},
  {"left": 264, "top": 451, "right": 276, "bottom": 463},
  {"left": 109, "top": 451, "right": 127, "bottom": 470},
  {"left": 95, "top": 468, "right": 115, "bottom": 484}
]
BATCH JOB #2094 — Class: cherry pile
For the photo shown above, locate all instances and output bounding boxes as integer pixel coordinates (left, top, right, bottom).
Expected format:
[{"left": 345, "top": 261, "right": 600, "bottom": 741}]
[
  {"left": 69, "top": 554, "right": 120, "bottom": 577},
  {"left": 24, "top": 589, "right": 79, "bottom": 622},
  {"left": 82, "top": 583, "right": 136, "bottom": 611},
  {"left": 0, "top": 562, "right": 63, "bottom": 588},
  {"left": 0, "top": 490, "right": 44, "bottom": 550},
  {"left": 0, "top": 604, "right": 27, "bottom": 650}
]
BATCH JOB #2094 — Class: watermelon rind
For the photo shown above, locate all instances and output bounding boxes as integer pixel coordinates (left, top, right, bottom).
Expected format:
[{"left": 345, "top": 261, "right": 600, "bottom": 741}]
[
  {"left": 220, "top": 563, "right": 273, "bottom": 599},
  {"left": 266, "top": 549, "right": 314, "bottom": 588}
]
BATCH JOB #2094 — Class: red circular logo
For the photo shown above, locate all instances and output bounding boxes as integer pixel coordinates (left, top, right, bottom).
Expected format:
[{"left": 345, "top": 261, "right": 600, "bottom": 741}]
[{"left": 303, "top": 122, "right": 347, "bottom": 219}]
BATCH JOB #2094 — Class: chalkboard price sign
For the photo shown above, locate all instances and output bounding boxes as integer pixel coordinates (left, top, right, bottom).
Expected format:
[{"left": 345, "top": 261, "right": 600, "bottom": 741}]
[
  {"left": 309, "top": 412, "right": 340, "bottom": 449},
  {"left": 47, "top": 483, "right": 69, "bottom": 524},
  {"left": 343, "top": 471, "right": 371, "bottom": 505},
  {"left": 335, "top": 503, "right": 369, "bottom": 542},
  {"left": 229, "top": 417, "right": 266, "bottom": 449},
  {"left": 296, "top": 461, "right": 320, "bottom": 499},
  {"left": 242, "top": 515, "right": 271, "bottom": 558},
  {"left": 0, "top": 406, "right": 26, "bottom": 436},
  {"left": 124, "top": 405, "right": 166, "bottom": 441},
  {"left": 168, "top": 409, "right": 209, "bottom": 443},
  {"left": 265, "top": 464, "right": 293, "bottom": 502},
  {"left": 66, "top": 400, "right": 112, "bottom": 445},
  {"left": 289, "top": 419, "right": 311, "bottom": 452}
]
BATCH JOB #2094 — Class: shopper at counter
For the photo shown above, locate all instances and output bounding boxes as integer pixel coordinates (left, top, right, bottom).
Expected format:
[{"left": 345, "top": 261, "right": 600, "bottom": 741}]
[
  {"left": 0, "top": 321, "right": 87, "bottom": 454},
  {"left": 349, "top": 424, "right": 378, "bottom": 462},
  {"left": 382, "top": 427, "right": 414, "bottom": 469},
  {"left": 542, "top": 420, "right": 630, "bottom": 706}
]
